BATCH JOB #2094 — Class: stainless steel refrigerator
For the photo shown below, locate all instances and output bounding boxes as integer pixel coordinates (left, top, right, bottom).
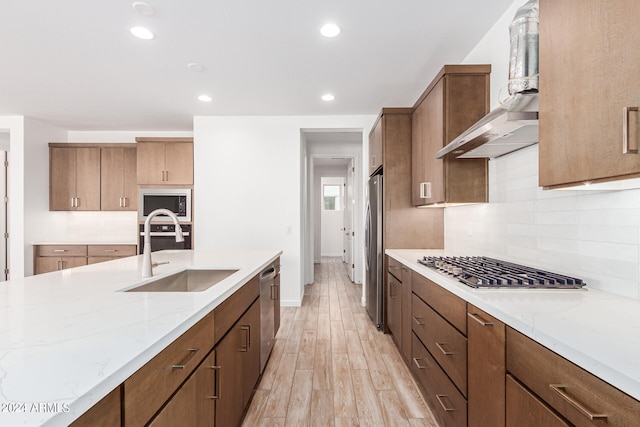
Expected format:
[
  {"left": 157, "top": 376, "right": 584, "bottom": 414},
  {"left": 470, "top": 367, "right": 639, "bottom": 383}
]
[{"left": 365, "top": 173, "right": 383, "bottom": 330}]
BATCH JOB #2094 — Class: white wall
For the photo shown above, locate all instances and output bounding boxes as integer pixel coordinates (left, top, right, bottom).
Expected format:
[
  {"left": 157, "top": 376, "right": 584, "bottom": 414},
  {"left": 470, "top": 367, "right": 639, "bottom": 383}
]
[
  {"left": 193, "top": 115, "right": 375, "bottom": 307},
  {"left": 320, "top": 176, "right": 345, "bottom": 257},
  {"left": 448, "top": 0, "right": 640, "bottom": 299}
]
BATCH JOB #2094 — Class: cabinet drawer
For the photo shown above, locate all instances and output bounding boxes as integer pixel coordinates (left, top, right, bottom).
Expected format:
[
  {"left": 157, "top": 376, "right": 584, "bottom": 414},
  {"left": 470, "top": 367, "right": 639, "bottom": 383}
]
[
  {"left": 506, "top": 327, "right": 640, "bottom": 427},
  {"left": 388, "top": 257, "right": 402, "bottom": 281},
  {"left": 37, "top": 244, "right": 87, "bottom": 257},
  {"left": 213, "top": 275, "right": 260, "bottom": 344},
  {"left": 413, "top": 293, "right": 467, "bottom": 396},
  {"left": 88, "top": 244, "right": 136, "bottom": 257},
  {"left": 411, "top": 333, "right": 467, "bottom": 427},
  {"left": 124, "top": 312, "right": 215, "bottom": 427},
  {"left": 506, "top": 374, "right": 570, "bottom": 427},
  {"left": 412, "top": 271, "right": 466, "bottom": 334}
]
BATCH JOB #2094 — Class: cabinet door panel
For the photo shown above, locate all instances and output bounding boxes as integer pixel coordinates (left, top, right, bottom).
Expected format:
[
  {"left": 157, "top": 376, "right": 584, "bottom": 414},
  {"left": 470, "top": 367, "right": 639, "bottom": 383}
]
[
  {"left": 70, "top": 386, "right": 121, "bottom": 427},
  {"left": 369, "top": 116, "right": 383, "bottom": 175},
  {"left": 61, "top": 257, "right": 88, "bottom": 270},
  {"left": 539, "top": 0, "right": 640, "bottom": 187},
  {"left": 468, "top": 304, "right": 505, "bottom": 427},
  {"left": 50, "top": 147, "right": 76, "bottom": 211},
  {"left": 136, "top": 142, "right": 166, "bottom": 184},
  {"left": 75, "top": 147, "right": 101, "bottom": 210},
  {"left": 386, "top": 272, "right": 401, "bottom": 346},
  {"left": 35, "top": 257, "right": 62, "bottom": 275},
  {"left": 165, "top": 142, "right": 193, "bottom": 184},
  {"left": 215, "top": 319, "right": 245, "bottom": 427},
  {"left": 100, "top": 147, "right": 125, "bottom": 211},
  {"left": 122, "top": 147, "right": 138, "bottom": 210}
]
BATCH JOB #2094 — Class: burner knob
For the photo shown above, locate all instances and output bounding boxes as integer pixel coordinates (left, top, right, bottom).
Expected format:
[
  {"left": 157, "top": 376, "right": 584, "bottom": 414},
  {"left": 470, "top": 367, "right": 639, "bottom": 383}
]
[
  {"left": 435, "top": 261, "right": 443, "bottom": 268},
  {"left": 452, "top": 267, "right": 463, "bottom": 276}
]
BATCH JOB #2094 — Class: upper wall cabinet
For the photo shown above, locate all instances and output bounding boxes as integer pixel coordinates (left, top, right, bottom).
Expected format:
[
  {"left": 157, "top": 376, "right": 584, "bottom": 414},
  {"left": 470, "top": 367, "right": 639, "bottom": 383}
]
[
  {"left": 50, "top": 146, "right": 101, "bottom": 211},
  {"left": 539, "top": 0, "right": 640, "bottom": 189},
  {"left": 101, "top": 146, "right": 137, "bottom": 211},
  {"left": 136, "top": 137, "right": 193, "bottom": 185},
  {"left": 50, "top": 143, "right": 138, "bottom": 211},
  {"left": 411, "top": 65, "right": 490, "bottom": 206}
]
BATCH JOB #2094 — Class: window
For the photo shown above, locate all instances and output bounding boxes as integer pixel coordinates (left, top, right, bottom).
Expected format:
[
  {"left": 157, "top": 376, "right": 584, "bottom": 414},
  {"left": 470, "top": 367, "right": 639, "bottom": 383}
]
[{"left": 323, "top": 185, "right": 341, "bottom": 211}]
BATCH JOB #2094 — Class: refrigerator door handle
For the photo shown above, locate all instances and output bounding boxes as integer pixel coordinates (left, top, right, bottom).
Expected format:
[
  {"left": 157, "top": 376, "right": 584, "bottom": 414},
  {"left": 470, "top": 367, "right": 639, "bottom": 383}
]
[{"left": 365, "top": 201, "right": 371, "bottom": 271}]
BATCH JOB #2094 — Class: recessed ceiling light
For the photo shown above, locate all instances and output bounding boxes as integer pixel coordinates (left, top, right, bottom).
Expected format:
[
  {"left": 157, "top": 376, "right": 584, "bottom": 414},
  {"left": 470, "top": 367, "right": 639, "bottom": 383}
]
[
  {"left": 187, "top": 62, "right": 204, "bottom": 72},
  {"left": 129, "top": 26, "right": 154, "bottom": 40},
  {"left": 320, "top": 23, "right": 341, "bottom": 38},
  {"left": 132, "top": 1, "right": 155, "bottom": 16},
  {"left": 321, "top": 94, "right": 335, "bottom": 101},
  {"left": 198, "top": 95, "right": 212, "bottom": 102}
]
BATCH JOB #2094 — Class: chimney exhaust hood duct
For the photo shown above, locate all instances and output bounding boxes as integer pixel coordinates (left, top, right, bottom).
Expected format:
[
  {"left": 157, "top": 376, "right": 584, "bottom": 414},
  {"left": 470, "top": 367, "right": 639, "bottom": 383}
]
[{"left": 437, "top": 0, "right": 539, "bottom": 160}]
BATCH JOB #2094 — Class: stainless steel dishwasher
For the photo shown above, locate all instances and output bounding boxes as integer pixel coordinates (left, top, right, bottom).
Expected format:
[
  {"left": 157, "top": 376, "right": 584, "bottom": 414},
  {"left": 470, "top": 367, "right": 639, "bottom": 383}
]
[{"left": 259, "top": 263, "right": 276, "bottom": 373}]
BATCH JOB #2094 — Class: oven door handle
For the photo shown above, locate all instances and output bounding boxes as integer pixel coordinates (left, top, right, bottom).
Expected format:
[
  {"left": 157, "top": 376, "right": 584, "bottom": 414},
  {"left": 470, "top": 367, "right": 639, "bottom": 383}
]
[{"left": 139, "top": 232, "right": 191, "bottom": 237}]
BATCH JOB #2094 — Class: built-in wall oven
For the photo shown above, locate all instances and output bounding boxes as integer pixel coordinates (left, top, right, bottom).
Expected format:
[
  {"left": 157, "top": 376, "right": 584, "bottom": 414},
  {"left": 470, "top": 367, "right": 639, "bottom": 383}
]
[{"left": 139, "top": 224, "right": 192, "bottom": 253}]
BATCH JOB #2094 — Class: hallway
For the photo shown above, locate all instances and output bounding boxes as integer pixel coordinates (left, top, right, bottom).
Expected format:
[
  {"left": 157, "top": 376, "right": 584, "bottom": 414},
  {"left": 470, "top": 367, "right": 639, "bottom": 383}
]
[{"left": 242, "top": 257, "right": 438, "bottom": 426}]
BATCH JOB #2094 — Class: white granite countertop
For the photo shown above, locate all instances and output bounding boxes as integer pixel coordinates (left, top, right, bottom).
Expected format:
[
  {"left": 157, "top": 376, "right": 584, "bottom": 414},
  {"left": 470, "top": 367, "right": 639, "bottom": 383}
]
[
  {"left": 387, "top": 249, "right": 640, "bottom": 402},
  {"left": 0, "top": 249, "right": 282, "bottom": 426}
]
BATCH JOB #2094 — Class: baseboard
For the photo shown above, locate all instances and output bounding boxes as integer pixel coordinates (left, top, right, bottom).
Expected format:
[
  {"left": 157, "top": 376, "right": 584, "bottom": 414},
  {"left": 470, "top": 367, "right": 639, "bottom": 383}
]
[{"left": 280, "top": 299, "right": 302, "bottom": 307}]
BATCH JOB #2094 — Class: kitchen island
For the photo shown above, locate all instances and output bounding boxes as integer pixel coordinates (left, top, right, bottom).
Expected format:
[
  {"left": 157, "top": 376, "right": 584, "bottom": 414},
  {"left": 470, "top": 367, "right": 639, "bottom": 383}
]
[
  {"left": 388, "top": 249, "right": 640, "bottom": 426},
  {"left": 0, "top": 249, "right": 281, "bottom": 426}
]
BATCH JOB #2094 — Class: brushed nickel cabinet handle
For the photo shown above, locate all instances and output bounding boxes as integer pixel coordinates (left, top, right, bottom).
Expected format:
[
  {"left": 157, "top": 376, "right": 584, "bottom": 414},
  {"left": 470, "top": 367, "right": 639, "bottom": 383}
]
[
  {"left": 104, "top": 249, "right": 117, "bottom": 253},
  {"left": 57, "top": 260, "right": 62, "bottom": 270},
  {"left": 435, "top": 342, "right": 454, "bottom": 356},
  {"left": 435, "top": 394, "right": 456, "bottom": 412},
  {"left": 208, "top": 365, "right": 221, "bottom": 399},
  {"left": 420, "top": 182, "right": 432, "bottom": 199},
  {"left": 371, "top": 155, "right": 376, "bottom": 168},
  {"left": 75, "top": 197, "right": 80, "bottom": 207},
  {"left": 53, "top": 249, "right": 66, "bottom": 253},
  {"left": 413, "top": 317, "right": 425, "bottom": 326},
  {"left": 170, "top": 347, "right": 200, "bottom": 369},
  {"left": 239, "top": 325, "right": 250, "bottom": 352},
  {"left": 123, "top": 197, "right": 128, "bottom": 207},
  {"left": 549, "top": 384, "right": 608, "bottom": 421},
  {"left": 412, "top": 357, "right": 429, "bottom": 369},
  {"left": 623, "top": 107, "right": 639, "bottom": 154},
  {"left": 468, "top": 312, "right": 494, "bottom": 327}
]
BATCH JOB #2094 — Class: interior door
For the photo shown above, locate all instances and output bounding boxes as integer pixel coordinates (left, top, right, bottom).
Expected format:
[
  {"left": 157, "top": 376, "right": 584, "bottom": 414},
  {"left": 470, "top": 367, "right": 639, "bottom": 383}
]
[{"left": 344, "top": 159, "right": 355, "bottom": 281}]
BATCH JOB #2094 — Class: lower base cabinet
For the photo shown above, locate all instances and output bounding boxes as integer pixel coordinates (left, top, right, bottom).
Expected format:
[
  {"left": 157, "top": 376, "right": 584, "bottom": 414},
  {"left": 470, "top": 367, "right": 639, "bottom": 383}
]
[
  {"left": 69, "top": 387, "right": 121, "bottom": 427},
  {"left": 216, "top": 298, "right": 261, "bottom": 427},
  {"left": 149, "top": 351, "right": 216, "bottom": 427},
  {"left": 506, "top": 374, "right": 569, "bottom": 427}
]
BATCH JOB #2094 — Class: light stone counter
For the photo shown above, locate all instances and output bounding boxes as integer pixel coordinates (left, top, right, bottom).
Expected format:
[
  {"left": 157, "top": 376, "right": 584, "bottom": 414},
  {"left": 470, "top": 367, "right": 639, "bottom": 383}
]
[
  {"left": 387, "top": 249, "right": 640, "bottom": 402},
  {"left": 0, "top": 249, "right": 281, "bottom": 426}
]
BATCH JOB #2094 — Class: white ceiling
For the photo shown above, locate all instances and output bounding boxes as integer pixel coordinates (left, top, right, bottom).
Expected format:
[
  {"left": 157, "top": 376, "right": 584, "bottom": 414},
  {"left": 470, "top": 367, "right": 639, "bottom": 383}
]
[{"left": 0, "top": 0, "right": 515, "bottom": 131}]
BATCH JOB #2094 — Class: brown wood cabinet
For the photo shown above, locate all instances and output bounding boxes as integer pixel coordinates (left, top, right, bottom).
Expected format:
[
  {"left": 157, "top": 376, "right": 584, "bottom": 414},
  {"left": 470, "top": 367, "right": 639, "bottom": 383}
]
[
  {"left": 149, "top": 351, "right": 216, "bottom": 427},
  {"left": 506, "top": 327, "right": 640, "bottom": 427},
  {"left": 101, "top": 146, "right": 137, "bottom": 211},
  {"left": 215, "top": 299, "right": 260, "bottom": 427},
  {"left": 34, "top": 244, "right": 136, "bottom": 275},
  {"left": 411, "top": 65, "right": 490, "bottom": 206},
  {"left": 34, "top": 244, "right": 88, "bottom": 274},
  {"left": 274, "top": 258, "right": 281, "bottom": 335},
  {"left": 506, "top": 374, "right": 570, "bottom": 427},
  {"left": 468, "top": 304, "right": 505, "bottom": 427},
  {"left": 368, "top": 115, "right": 383, "bottom": 175},
  {"left": 124, "top": 312, "right": 215, "bottom": 427},
  {"left": 69, "top": 386, "right": 121, "bottom": 427},
  {"left": 136, "top": 137, "right": 193, "bottom": 185},
  {"left": 386, "top": 268, "right": 402, "bottom": 348},
  {"left": 50, "top": 146, "right": 101, "bottom": 211},
  {"left": 539, "top": 0, "right": 640, "bottom": 188}
]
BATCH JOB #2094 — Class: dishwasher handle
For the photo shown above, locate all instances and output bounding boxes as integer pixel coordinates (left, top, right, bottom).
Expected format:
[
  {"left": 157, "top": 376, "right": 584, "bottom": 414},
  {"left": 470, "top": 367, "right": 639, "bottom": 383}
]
[{"left": 260, "top": 265, "right": 276, "bottom": 281}]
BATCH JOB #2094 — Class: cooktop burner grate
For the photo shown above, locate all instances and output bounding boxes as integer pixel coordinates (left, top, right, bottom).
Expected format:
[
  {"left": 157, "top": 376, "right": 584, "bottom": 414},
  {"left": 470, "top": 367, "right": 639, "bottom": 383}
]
[{"left": 418, "top": 256, "right": 586, "bottom": 289}]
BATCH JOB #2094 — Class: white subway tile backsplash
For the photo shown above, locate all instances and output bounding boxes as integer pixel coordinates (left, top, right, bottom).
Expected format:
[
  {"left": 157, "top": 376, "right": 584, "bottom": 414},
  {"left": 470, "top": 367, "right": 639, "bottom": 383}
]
[{"left": 444, "top": 145, "right": 640, "bottom": 300}]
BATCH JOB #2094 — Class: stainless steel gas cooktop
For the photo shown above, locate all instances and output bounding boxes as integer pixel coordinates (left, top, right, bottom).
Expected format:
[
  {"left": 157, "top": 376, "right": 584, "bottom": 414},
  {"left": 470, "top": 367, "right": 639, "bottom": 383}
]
[{"left": 418, "top": 256, "right": 586, "bottom": 289}]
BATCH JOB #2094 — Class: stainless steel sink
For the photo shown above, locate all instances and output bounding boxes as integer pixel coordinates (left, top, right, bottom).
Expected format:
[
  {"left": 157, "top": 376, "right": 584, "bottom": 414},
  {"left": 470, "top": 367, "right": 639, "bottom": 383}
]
[{"left": 125, "top": 269, "right": 239, "bottom": 292}]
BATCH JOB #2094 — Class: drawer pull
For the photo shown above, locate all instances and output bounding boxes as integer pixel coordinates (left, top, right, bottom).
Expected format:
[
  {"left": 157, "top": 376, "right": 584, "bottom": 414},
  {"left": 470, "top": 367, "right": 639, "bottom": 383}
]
[
  {"left": 412, "top": 357, "right": 429, "bottom": 369},
  {"left": 53, "top": 249, "right": 67, "bottom": 253},
  {"left": 170, "top": 347, "right": 200, "bottom": 369},
  {"left": 413, "top": 317, "right": 425, "bottom": 326},
  {"left": 104, "top": 249, "right": 117, "bottom": 253},
  {"left": 549, "top": 384, "right": 608, "bottom": 421},
  {"left": 623, "top": 107, "right": 639, "bottom": 154},
  {"left": 435, "top": 342, "right": 454, "bottom": 356},
  {"left": 468, "top": 312, "right": 494, "bottom": 327},
  {"left": 435, "top": 394, "right": 456, "bottom": 412}
]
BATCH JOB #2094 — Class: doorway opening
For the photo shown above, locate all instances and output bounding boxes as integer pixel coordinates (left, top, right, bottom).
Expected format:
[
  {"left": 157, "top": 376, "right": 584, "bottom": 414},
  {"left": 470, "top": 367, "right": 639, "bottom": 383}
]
[{"left": 300, "top": 129, "right": 364, "bottom": 301}]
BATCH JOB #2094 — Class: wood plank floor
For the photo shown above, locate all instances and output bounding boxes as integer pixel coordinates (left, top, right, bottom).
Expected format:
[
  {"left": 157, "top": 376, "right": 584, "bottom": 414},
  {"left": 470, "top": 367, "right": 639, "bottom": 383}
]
[{"left": 242, "top": 257, "right": 439, "bottom": 427}]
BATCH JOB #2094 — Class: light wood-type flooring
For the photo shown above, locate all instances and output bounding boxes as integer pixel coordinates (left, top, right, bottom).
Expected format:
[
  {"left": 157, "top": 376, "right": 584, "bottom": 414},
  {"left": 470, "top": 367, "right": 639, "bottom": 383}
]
[{"left": 242, "top": 257, "right": 439, "bottom": 427}]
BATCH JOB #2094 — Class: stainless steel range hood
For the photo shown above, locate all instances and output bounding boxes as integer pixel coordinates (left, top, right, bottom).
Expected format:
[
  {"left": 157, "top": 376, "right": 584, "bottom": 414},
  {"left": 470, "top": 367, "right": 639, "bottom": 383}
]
[{"left": 436, "top": 92, "right": 538, "bottom": 159}]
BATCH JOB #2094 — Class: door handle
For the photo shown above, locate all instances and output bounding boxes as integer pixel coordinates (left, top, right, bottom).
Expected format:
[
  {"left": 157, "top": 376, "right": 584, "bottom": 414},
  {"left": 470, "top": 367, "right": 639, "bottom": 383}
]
[
  {"left": 239, "top": 325, "right": 250, "bottom": 352},
  {"left": 420, "top": 182, "right": 432, "bottom": 199},
  {"left": 623, "top": 107, "right": 639, "bottom": 154}
]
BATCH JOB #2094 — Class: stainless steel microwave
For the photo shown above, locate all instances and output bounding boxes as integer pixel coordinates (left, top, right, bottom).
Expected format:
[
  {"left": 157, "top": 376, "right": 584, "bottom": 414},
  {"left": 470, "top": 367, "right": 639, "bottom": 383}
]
[{"left": 138, "top": 188, "right": 192, "bottom": 222}]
